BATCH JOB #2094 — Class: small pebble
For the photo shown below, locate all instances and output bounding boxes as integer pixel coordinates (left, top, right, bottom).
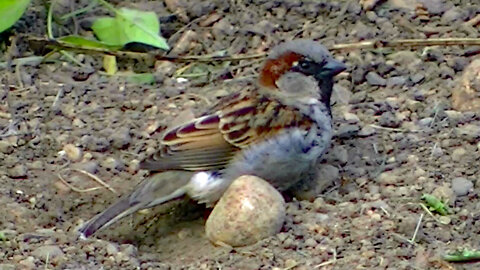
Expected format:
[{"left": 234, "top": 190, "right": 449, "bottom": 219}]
[
  {"left": 32, "top": 245, "right": 64, "bottom": 261},
  {"left": 387, "top": 76, "right": 406, "bottom": 87},
  {"left": 7, "top": 165, "right": 28, "bottom": 179},
  {"left": 106, "top": 243, "right": 119, "bottom": 256},
  {"left": 110, "top": 127, "right": 132, "bottom": 149},
  {"left": 205, "top": 175, "right": 285, "bottom": 247},
  {"left": 431, "top": 145, "right": 444, "bottom": 157},
  {"left": 292, "top": 164, "right": 339, "bottom": 200},
  {"left": 63, "top": 144, "right": 83, "bottom": 162},
  {"left": 336, "top": 124, "right": 360, "bottom": 139},
  {"left": 344, "top": 112, "right": 360, "bottom": 123},
  {"left": 410, "top": 73, "right": 425, "bottom": 84},
  {"left": 0, "top": 140, "right": 14, "bottom": 154},
  {"left": 331, "top": 85, "right": 351, "bottom": 105},
  {"left": 74, "top": 161, "right": 98, "bottom": 174},
  {"left": 379, "top": 112, "right": 401, "bottom": 128},
  {"left": 87, "top": 137, "right": 110, "bottom": 152},
  {"left": 19, "top": 257, "right": 35, "bottom": 269},
  {"left": 358, "top": 125, "right": 376, "bottom": 137},
  {"left": 102, "top": 157, "right": 124, "bottom": 171},
  {"left": 451, "top": 148, "right": 466, "bottom": 160},
  {"left": 366, "top": 72, "right": 387, "bottom": 86},
  {"left": 28, "top": 160, "right": 44, "bottom": 170},
  {"left": 121, "top": 244, "right": 137, "bottom": 257},
  {"left": 451, "top": 177, "right": 473, "bottom": 196},
  {"left": 455, "top": 124, "right": 480, "bottom": 142},
  {"left": 350, "top": 91, "right": 367, "bottom": 104},
  {"left": 284, "top": 259, "right": 297, "bottom": 269},
  {"left": 418, "top": 117, "right": 433, "bottom": 127},
  {"left": 327, "top": 146, "right": 349, "bottom": 165},
  {"left": 304, "top": 238, "right": 317, "bottom": 247},
  {"left": 0, "top": 264, "right": 15, "bottom": 270},
  {"left": 377, "top": 171, "right": 398, "bottom": 185}
]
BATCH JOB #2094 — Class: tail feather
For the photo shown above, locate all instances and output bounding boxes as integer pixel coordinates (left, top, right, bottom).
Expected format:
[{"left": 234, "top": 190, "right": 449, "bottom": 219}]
[
  {"left": 78, "top": 196, "right": 144, "bottom": 238},
  {"left": 78, "top": 171, "right": 194, "bottom": 238}
]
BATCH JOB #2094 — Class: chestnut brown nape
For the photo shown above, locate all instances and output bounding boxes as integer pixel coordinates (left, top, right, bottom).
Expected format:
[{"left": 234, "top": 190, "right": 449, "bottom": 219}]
[{"left": 259, "top": 52, "right": 303, "bottom": 88}]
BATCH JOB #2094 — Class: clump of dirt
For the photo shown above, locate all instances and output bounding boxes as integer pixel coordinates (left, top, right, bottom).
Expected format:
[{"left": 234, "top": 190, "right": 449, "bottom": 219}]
[{"left": 1, "top": 0, "right": 480, "bottom": 269}]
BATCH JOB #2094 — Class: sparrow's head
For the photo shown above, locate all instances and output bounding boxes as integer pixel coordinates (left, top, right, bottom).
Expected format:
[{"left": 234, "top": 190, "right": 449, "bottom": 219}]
[{"left": 259, "top": 39, "right": 346, "bottom": 105}]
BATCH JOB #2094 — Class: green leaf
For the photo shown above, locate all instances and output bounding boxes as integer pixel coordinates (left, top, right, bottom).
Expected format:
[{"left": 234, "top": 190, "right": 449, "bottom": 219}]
[
  {"left": 0, "top": 0, "right": 30, "bottom": 33},
  {"left": 58, "top": 35, "right": 123, "bottom": 51},
  {"left": 444, "top": 249, "right": 480, "bottom": 262},
  {"left": 92, "top": 7, "right": 169, "bottom": 50},
  {"left": 124, "top": 73, "right": 155, "bottom": 84}
]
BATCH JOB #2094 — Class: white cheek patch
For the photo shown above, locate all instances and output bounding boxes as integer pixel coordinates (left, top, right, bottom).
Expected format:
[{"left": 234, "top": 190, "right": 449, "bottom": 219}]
[{"left": 275, "top": 72, "right": 320, "bottom": 98}]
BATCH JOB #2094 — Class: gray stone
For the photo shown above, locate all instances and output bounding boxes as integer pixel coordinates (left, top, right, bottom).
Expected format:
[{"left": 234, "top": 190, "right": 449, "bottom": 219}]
[
  {"left": 32, "top": 245, "right": 64, "bottom": 261},
  {"left": 0, "top": 140, "right": 13, "bottom": 154},
  {"left": 7, "top": 165, "right": 28, "bottom": 179},
  {"left": 318, "top": 164, "right": 340, "bottom": 183},
  {"left": 379, "top": 112, "right": 402, "bottom": 128},
  {"left": 418, "top": 0, "right": 452, "bottom": 15},
  {"left": 358, "top": 125, "right": 376, "bottom": 137},
  {"left": 331, "top": 84, "right": 351, "bottom": 105},
  {"left": 388, "top": 51, "right": 419, "bottom": 67},
  {"left": 451, "top": 148, "right": 467, "bottom": 160},
  {"left": 304, "top": 238, "right": 317, "bottom": 247},
  {"left": 336, "top": 124, "right": 360, "bottom": 139},
  {"left": 431, "top": 145, "right": 444, "bottom": 157},
  {"left": 387, "top": 76, "right": 407, "bottom": 87},
  {"left": 74, "top": 161, "right": 98, "bottom": 174},
  {"left": 328, "top": 146, "right": 348, "bottom": 165},
  {"left": 451, "top": 177, "right": 473, "bottom": 196},
  {"left": 410, "top": 73, "right": 425, "bottom": 84},
  {"left": 0, "top": 264, "right": 15, "bottom": 270},
  {"left": 88, "top": 137, "right": 110, "bottom": 152},
  {"left": 106, "top": 243, "right": 119, "bottom": 256},
  {"left": 110, "top": 127, "right": 132, "bottom": 149},
  {"left": 350, "top": 91, "right": 367, "bottom": 104},
  {"left": 366, "top": 72, "right": 387, "bottom": 86},
  {"left": 441, "top": 7, "right": 465, "bottom": 23},
  {"left": 455, "top": 124, "right": 480, "bottom": 143},
  {"left": 418, "top": 117, "right": 433, "bottom": 127}
]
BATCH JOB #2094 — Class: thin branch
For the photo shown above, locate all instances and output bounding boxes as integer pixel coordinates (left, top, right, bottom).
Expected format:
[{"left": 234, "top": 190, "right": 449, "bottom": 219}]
[
  {"left": 330, "top": 38, "right": 480, "bottom": 51},
  {"left": 18, "top": 36, "right": 480, "bottom": 68},
  {"left": 57, "top": 172, "right": 103, "bottom": 193}
]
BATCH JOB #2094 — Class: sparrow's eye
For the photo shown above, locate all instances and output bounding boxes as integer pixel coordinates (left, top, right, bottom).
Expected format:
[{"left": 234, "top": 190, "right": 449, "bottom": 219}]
[{"left": 298, "top": 61, "right": 311, "bottom": 70}]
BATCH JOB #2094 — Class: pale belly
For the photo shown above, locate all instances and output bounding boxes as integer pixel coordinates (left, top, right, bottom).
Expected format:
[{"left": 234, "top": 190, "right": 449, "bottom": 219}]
[{"left": 185, "top": 127, "right": 331, "bottom": 204}]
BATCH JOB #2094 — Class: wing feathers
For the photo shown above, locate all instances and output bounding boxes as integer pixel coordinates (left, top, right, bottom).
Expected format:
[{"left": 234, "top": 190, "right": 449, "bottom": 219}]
[{"left": 140, "top": 89, "right": 313, "bottom": 172}]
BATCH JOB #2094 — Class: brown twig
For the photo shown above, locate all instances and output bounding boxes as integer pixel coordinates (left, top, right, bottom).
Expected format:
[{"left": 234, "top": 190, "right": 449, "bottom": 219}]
[
  {"left": 57, "top": 172, "right": 103, "bottom": 193},
  {"left": 19, "top": 36, "right": 480, "bottom": 68},
  {"left": 58, "top": 169, "right": 117, "bottom": 194},
  {"left": 72, "top": 169, "right": 117, "bottom": 194},
  {"left": 159, "top": 52, "right": 268, "bottom": 62},
  {"left": 329, "top": 38, "right": 480, "bottom": 51}
]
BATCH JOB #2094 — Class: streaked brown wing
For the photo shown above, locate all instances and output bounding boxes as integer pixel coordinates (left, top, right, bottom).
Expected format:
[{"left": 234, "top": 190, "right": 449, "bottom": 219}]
[
  {"left": 219, "top": 94, "right": 311, "bottom": 148},
  {"left": 140, "top": 113, "right": 237, "bottom": 171},
  {"left": 140, "top": 89, "right": 311, "bottom": 171}
]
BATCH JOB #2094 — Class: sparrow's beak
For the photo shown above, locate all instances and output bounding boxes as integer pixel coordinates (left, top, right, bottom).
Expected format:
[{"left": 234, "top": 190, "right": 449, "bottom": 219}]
[{"left": 322, "top": 59, "right": 346, "bottom": 76}]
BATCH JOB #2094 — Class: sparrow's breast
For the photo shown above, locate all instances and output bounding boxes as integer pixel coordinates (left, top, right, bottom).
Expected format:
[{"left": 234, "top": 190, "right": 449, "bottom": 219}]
[{"left": 224, "top": 118, "right": 332, "bottom": 191}]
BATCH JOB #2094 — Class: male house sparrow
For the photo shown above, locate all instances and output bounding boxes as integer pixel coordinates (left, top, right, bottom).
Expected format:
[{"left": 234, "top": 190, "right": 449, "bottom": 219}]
[{"left": 79, "top": 39, "right": 346, "bottom": 238}]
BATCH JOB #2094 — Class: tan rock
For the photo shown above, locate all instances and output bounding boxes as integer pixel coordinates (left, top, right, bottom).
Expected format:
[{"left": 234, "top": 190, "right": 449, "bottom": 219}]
[
  {"left": 205, "top": 175, "right": 285, "bottom": 247},
  {"left": 452, "top": 58, "right": 480, "bottom": 111}
]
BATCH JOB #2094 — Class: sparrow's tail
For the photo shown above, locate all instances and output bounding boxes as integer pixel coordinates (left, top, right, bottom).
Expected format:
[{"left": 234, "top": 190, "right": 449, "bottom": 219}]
[{"left": 78, "top": 171, "right": 194, "bottom": 238}]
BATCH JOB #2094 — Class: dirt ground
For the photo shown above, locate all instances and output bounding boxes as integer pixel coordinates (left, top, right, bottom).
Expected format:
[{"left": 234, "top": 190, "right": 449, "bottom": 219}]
[{"left": 1, "top": 0, "right": 480, "bottom": 269}]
